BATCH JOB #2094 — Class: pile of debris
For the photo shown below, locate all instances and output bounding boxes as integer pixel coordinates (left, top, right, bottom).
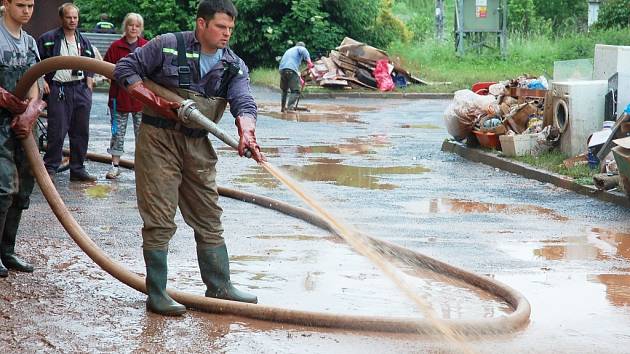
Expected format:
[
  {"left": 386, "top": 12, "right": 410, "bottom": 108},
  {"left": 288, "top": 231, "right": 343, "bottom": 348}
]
[
  {"left": 305, "top": 37, "right": 425, "bottom": 90},
  {"left": 444, "top": 76, "right": 559, "bottom": 157}
]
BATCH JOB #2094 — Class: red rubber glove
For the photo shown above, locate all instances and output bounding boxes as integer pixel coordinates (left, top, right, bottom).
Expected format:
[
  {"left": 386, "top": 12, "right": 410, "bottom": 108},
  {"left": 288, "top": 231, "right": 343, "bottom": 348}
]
[
  {"left": 306, "top": 61, "right": 314, "bottom": 70},
  {"left": 11, "top": 98, "right": 46, "bottom": 139},
  {"left": 236, "top": 116, "right": 266, "bottom": 162},
  {"left": 128, "top": 82, "right": 180, "bottom": 120},
  {"left": 0, "top": 86, "right": 28, "bottom": 114}
]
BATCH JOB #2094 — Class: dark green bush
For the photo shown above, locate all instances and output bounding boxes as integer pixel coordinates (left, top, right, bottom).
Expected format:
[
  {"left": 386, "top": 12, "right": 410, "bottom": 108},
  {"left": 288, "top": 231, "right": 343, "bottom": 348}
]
[
  {"left": 75, "top": 0, "right": 197, "bottom": 39},
  {"left": 595, "top": 0, "right": 630, "bottom": 29},
  {"left": 508, "top": 0, "right": 587, "bottom": 35},
  {"left": 231, "top": 0, "right": 345, "bottom": 67}
]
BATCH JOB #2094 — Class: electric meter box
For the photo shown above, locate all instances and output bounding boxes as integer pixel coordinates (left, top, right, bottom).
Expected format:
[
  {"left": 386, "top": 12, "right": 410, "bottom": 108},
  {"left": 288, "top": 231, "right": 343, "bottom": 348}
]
[{"left": 461, "top": 0, "right": 503, "bottom": 32}]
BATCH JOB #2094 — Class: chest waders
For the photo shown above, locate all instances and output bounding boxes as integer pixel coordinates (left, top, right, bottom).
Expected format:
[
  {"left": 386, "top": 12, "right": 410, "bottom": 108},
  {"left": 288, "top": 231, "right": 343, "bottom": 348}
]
[
  {"left": 141, "top": 32, "right": 231, "bottom": 133},
  {"left": 141, "top": 33, "right": 255, "bottom": 317},
  {"left": 0, "top": 64, "right": 35, "bottom": 276}
]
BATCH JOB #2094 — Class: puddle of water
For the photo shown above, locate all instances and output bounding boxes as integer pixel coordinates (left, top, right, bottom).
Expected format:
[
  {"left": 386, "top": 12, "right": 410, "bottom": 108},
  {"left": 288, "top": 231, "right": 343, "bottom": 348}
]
[
  {"left": 402, "top": 198, "right": 568, "bottom": 221},
  {"left": 260, "top": 110, "right": 365, "bottom": 124},
  {"left": 589, "top": 274, "right": 630, "bottom": 308},
  {"left": 255, "top": 234, "right": 327, "bottom": 241},
  {"left": 257, "top": 161, "right": 492, "bottom": 352},
  {"left": 534, "top": 237, "right": 603, "bottom": 261},
  {"left": 532, "top": 228, "right": 630, "bottom": 262},
  {"left": 258, "top": 102, "right": 378, "bottom": 114},
  {"left": 592, "top": 227, "right": 630, "bottom": 261},
  {"left": 233, "top": 166, "right": 281, "bottom": 189},
  {"left": 223, "top": 135, "right": 391, "bottom": 157},
  {"left": 400, "top": 123, "right": 442, "bottom": 129},
  {"left": 85, "top": 185, "right": 111, "bottom": 199},
  {"left": 283, "top": 158, "right": 431, "bottom": 190},
  {"left": 230, "top": 255, "right": 272, "bottom": 262},
  {"left": 498, "top": 272, "right": 630, "bottom": 346},
  {"left": 257, "top": 102, "right": 377, "bottom": 124},
  {"left": 221, "top": 236, "right": 513, "bottom": 320}
]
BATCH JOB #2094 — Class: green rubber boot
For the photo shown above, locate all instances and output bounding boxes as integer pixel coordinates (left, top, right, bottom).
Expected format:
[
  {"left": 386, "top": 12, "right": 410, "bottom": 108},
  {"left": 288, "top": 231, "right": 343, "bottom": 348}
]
[
  {"left": 197, "top": 244, "right": 257, "bottom": 304},
  {"left": 143, "top": 249, "right": 186, "bottom": 316},
  {"left": 0, "top": 207, "right": 33, "bottom": 273}
]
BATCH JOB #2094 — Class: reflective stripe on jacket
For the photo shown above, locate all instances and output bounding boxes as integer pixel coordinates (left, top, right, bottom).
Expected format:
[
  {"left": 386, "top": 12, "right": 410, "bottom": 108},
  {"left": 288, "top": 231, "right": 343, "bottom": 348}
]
[
  {"left": 36, "top": 27, "right": 96, "bottom": 83},
  {"left": 114, "top": 31, "right": 257, "bottom": 121}
]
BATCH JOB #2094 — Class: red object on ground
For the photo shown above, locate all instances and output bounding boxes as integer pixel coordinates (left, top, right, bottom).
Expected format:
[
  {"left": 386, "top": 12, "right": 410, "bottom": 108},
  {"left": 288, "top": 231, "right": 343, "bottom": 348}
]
[
  {"left": 373, "top": 59, "right": 395, "bottom": 92},
  {"left": 473, "top": 130, "right": 502, "bottom": 150},
  {"left": 471, "top": 82, "right": 496, "bottom": 96}
]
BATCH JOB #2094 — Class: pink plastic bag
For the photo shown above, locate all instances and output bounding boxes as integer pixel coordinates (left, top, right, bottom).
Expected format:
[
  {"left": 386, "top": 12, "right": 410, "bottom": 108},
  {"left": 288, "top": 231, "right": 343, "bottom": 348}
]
[{"left": 373, "top": 59, "right": 395, "bottom": 92}]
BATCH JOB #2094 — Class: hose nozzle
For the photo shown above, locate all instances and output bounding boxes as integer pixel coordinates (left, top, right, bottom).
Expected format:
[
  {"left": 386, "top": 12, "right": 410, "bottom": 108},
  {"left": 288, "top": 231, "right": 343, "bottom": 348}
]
[{"left": 176, "top": 99, "right": 252, "bottom": 158}]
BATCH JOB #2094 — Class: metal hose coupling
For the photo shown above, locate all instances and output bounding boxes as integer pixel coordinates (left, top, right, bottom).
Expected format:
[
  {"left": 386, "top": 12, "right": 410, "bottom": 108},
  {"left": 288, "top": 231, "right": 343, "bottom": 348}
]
[{"left": 177, "top": 99, "right": 197, "bottom": 124}]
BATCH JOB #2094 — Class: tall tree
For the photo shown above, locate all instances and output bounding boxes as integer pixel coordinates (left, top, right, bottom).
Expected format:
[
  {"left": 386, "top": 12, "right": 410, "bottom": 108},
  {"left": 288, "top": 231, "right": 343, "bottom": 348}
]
[
  {"left": 532, "top": 0, "right": 588, "bottom": 32},
  {"left": 595, "top": 0, "right": 630, "bottom": 29}
]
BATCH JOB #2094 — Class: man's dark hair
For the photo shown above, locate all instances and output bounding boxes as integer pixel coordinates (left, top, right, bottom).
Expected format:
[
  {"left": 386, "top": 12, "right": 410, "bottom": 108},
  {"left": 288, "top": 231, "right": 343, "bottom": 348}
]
[{"left": 196, "top": 0, "right": 237, "bottom": 21}]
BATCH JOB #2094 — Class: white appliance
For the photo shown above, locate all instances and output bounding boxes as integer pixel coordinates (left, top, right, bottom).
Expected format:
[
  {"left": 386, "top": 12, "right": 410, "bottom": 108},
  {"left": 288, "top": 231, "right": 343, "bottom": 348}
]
[
  {"left": 552, "top": 80, "right": 608, "bottom": 156},
  {"left": 593, "top": 44, "right": 630, "bottom": 80},
  {"left": 616, "top": 73, "right": 630, "bottom": 115}
]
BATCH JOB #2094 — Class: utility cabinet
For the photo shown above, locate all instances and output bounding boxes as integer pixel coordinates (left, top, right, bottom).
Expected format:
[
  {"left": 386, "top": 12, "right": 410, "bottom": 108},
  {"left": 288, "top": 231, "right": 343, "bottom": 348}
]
[{"left": 455, "top": 0, "right": 508, "bottom": 57}]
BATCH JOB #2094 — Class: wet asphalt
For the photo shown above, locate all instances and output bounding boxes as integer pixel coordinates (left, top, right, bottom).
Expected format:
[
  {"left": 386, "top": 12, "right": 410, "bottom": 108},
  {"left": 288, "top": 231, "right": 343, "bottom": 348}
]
[{"left": 1, "top": 87, "right": 629, "bottom": 353}]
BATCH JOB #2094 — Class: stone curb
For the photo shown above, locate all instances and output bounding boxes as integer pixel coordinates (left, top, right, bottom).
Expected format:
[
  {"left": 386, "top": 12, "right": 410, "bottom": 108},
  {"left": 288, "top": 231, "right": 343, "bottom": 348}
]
[{"left": 441, "top": 140, "right": 630, "bottom": 208}]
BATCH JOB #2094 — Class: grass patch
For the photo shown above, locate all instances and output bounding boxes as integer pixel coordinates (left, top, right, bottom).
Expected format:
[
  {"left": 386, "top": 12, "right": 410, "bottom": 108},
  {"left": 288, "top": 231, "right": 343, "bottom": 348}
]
[
  {"left": 511, "top": 151, "right": 596, "bottom": 185},
  {"left": 249, "top": 67, "right": 279, "bottom": 89}
]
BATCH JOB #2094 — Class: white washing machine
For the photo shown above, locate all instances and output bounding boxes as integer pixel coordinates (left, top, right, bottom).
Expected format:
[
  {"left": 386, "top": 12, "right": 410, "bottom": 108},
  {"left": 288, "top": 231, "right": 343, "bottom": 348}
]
[{"left": 552, "top": 80, "right": 608, "bottom": 156}]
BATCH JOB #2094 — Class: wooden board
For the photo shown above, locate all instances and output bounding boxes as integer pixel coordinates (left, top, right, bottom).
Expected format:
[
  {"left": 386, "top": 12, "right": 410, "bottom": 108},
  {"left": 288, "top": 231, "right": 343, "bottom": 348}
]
[{"left": 508, "top": 87, "right": 548, "bottom": 98}]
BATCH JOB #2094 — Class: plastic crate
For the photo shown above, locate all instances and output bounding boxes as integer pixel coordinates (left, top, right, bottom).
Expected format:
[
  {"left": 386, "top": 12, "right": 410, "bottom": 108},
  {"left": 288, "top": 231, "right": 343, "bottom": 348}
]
[
  {"left": 472, "top": 130, "right": 501, "bottom": 150},
  {"left": 499, "top": 134, "right": 538, "bottom": 157}
]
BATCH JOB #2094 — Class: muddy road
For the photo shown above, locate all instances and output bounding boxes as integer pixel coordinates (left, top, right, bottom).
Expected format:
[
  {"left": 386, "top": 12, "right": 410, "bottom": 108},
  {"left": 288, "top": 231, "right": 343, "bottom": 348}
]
[{"left": 1, "top": 87, "right": 629, "bottom": 353}]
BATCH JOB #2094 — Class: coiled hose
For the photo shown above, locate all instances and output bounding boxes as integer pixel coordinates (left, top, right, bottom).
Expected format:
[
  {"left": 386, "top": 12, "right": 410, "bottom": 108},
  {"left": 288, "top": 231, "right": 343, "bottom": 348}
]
[{"left": 14, "top": 57, "right": 530, "bottom": 335}]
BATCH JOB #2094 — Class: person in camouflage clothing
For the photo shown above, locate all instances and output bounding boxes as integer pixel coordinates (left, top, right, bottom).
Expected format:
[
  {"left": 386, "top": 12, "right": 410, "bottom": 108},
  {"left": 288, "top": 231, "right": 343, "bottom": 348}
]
[{"left": 0, "top": 0, "right": 46, "bottom": 277}]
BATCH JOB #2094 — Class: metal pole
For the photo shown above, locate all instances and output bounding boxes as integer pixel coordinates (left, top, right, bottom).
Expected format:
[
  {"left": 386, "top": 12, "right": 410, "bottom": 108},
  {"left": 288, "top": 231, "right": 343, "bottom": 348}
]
[
  {"left": 456, "top": 0, "right": 465, "bottom": 56},
  {"left": 435, "top": 0, "right": 445, "bottom": 41},
  {"left": 500, "top": 0, "right": 508, "bottom": 58}
]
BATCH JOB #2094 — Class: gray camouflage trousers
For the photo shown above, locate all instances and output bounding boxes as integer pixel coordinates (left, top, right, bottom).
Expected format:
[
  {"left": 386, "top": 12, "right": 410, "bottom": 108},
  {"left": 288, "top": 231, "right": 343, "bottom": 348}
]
[
  {"left": 107, "top": 111, "right": 141, "bottom": 157},
  {"left": 0, "top": 114, "right": 34, "bottom": 211}
]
